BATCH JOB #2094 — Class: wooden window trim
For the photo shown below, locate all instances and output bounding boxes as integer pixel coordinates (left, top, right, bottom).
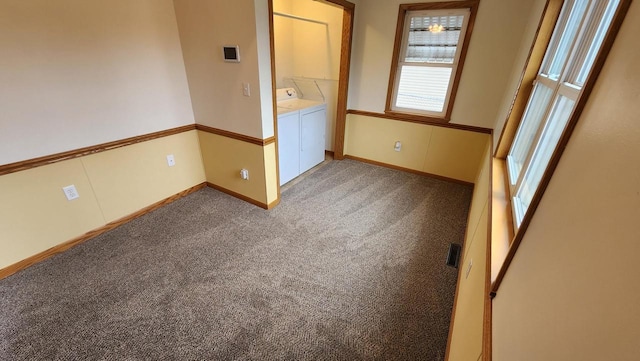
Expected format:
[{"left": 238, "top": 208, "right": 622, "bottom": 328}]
[
  {"left": 491, "top": 0, "right": 633, "bottom": 295},
  {"left": 385, "top": 0, "right": 479, "bottom": 123}
]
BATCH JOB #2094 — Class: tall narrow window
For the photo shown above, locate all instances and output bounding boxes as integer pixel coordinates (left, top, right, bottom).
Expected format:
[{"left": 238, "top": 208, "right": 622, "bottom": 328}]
[
  {"left": 507, "top": 0, "right": 623, "bottom": 229},
  {"left": 386, "top": 1, "right": 478, "bottom": 121}
]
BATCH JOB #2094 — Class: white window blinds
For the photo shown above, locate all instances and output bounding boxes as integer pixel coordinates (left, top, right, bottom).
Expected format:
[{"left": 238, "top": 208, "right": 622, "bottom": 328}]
[{"left": 391, "top": 8, "right": 471, "bottom": 117}]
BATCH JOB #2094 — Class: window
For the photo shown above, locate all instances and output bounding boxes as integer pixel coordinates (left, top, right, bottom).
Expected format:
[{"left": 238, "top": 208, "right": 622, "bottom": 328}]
[
  {"left": 507, "top": 0, "right": 623, "bottom": 229},
  {"left": 386, "top": 1, "right": 479, "bottom": 121}
]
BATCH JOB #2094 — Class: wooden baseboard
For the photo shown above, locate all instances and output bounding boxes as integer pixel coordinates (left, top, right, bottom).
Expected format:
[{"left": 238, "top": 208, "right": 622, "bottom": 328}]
[
  {"left": 343, "top": 155, "right": 474, "bottom": 187},
  {"left": 0, "top": 183, "right": 207, "bottom": 280},
  {"left": 206, "top": 183, "right": 271, "bottom": 210}
]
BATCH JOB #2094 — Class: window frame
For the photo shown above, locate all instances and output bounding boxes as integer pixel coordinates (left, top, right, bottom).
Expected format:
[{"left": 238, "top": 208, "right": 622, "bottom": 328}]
[
  {"left": 385, "top": 1, "right": 479, "bottom": 123},
  {"left": 491, "top": 0, "right": 632, "bottom": 294},
  {"left": 506, "top": 0, "right": 624, "bottom": 231}
]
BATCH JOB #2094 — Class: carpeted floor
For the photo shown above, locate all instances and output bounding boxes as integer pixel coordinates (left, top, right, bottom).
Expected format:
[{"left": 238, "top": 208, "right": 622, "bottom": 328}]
[{"left": 0, "top": 159, "right": 472, "bottom": 360}]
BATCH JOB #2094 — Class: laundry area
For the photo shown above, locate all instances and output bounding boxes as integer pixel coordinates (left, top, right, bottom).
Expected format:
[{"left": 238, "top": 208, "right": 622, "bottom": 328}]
[{"left": 273, "top": 0, "right": 343, "bottom": 186}]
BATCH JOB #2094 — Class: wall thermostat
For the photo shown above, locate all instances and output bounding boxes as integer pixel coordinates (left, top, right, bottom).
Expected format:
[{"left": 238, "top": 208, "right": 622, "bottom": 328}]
[{"left": 223, "top": 45, "right": 240, "bottom": 62}]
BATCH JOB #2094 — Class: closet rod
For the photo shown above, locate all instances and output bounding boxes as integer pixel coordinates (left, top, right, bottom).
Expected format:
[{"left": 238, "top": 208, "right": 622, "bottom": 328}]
[{"left": 273, "top": 11, "right": 328, "bottom": 26}]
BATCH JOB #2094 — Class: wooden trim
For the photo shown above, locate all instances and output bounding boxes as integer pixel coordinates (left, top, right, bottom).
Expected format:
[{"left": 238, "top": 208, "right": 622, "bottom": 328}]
[
  {"left": 0, "top": 183, "right": 206, "bottom": 280},
  {"left": 0, "top": 124, "right": 197, "bottom": 176},
  {"left": 267, "top": 198, "right": 280, "bottom": 210},
  {"left": 491, "top": 0, "right": 633, "bottom": 295},
  {"left": 385, "top": 4, "right": 407, "bottom": 116},
  {"left": 323, "top": 0, "right": 355, "bottom": 10},
  {"left": 268, "top": 0, "right": 282, "bottom": 201},
  {"left": 195, "top": 124, "right": 273, "bottom": 146},
  {"left": 482, "top": 137, "right": 494, "bottom": 361},
  {"left": 332, "top": 2, "right": 355, "bottom": 160},
  {"left": 385, "top": 1, "right": 480, "bottom": 122},
  {"left": 495, "top": 0, "right": 563, "bottom": 158},
  {"left": 347, "top": 109, "right": 492, "bottom": 134},
  {"left": 344, "top": 155, "right": 473, "bottom": 187},
  {"left": 206, "top": 182, "right": 269, "bottom": 210}
]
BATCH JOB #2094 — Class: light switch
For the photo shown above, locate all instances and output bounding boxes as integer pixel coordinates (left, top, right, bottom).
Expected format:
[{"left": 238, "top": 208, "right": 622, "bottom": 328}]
[{"left": 242, "top": 83, "right": 251, "bottom": 97}]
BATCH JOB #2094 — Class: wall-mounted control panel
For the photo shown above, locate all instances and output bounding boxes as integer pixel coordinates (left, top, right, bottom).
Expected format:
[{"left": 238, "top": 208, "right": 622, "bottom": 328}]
[{"left": 223, "top": 45, "right": 240, "bottom": 63}]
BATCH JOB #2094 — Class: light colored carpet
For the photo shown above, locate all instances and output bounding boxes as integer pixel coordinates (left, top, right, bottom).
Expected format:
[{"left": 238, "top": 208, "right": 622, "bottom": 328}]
[{"left": 0, "top": 159, "right": 472, "bottom": 360}]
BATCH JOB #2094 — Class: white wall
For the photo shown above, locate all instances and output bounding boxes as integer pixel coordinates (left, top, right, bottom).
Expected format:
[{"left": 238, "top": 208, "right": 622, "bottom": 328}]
[
  {"left": 492, "top": 3, "right": 640, "bottom": 360},
  {"left": 0, "top": 0, "right": 195, "bottom": 165},
  {"left": 347, "top": 0, "right": 540, "bottom": 129}
]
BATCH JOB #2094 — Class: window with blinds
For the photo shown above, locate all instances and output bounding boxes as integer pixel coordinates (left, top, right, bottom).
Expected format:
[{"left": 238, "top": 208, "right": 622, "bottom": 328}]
[{"left": 387, "top": 2, "right": 478, "bottom": 121}]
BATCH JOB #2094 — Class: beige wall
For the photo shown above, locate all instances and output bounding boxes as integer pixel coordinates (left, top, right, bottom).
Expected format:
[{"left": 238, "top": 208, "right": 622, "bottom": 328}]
[
  {"left": 173, "top": 0, "right": 274, "bottom": 139},
  {"left": 491, "top": 0, "right": 548, "bottom": 149},
  {"left": 347, "top": 0, "right": 539, "bottom": 129},
  {"left": 492, "top": 3, "right": 640, "bottom": 360},
  {"left": 173, "top": 0, "right": 279, "bottom": 205},
  {"left": 344, "top": 114, "right": 489, "bottom": 183},
  {"left": 273, "top": 0, "right": 343, "bottom": 82},
  {"left": 0, "top": 0, "right": 195, "bottom": 165},
  {"left": 0, "top": 131, "right": 206, "bottom": 270},
  {"left": 447, "top": 140, "right": 490, "bottom": 361},
  {"left": 198, "top": 131, "right": 277, "bottom": 206}
]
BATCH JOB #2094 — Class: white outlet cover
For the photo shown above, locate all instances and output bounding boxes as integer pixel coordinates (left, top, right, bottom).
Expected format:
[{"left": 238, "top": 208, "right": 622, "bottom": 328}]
[
  {"left": 166, "top": 154, "right": 175, "bottom": 167},
  {"left": 62, "top": 185, "right": 79, "bottom": 201},
  {"left": 465, "top": 259, "right": 473, "bottom": 279}
]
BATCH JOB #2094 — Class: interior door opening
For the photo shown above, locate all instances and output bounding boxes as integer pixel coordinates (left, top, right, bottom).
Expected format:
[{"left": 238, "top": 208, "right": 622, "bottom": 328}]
[{"left": 269, "top": 0, "right": 354, "bottom": 189}]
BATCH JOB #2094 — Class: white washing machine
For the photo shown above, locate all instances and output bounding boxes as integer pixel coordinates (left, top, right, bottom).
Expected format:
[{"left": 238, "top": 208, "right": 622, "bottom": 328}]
[{"left": 276, "top": 88, "right": 326, "bottom": 186}]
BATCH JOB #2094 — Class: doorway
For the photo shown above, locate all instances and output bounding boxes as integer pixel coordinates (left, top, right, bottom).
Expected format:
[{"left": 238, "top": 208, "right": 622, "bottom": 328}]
[{"left": 269, "top": 0, "right": 354, "bottom": 189}]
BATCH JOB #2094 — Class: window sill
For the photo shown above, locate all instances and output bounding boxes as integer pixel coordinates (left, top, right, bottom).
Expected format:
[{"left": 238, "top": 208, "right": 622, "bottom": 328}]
[
  {"left": 490, "top": 157, "right": 514, "bottom": 296},
  {"left": 384, "top": 110, "right": 450, "bottom": 125}
]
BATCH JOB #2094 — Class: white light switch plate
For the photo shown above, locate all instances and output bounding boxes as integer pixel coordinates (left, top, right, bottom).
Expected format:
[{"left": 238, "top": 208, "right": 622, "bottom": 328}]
[{"left": 62, "top": 185, "right": 79, "bottom": 201}]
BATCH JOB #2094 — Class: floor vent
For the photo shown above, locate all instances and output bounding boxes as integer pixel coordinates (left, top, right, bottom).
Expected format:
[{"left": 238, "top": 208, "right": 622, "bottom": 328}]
[{"left": 446, "top": 243, "right": 462, "bottom": 268}]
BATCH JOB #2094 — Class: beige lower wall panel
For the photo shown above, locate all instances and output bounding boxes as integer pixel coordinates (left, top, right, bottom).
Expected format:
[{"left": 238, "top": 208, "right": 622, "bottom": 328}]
[
  {"left": 422, "top": 128, "right": 490, "bottom": 183},
  {"left": 82, "top": 130, "right": 206, "bottom": 222},
  {"left": 0, "top": 159, "right": 105, "bottom": 269},
  {"left": 448, "top": 203, "right": 488, "bottom": 361},
  {"left": 344, "top": 114, "right": 432, "bottom": 170},
  {"left": 198, "top": 131, "right": 268, "bottom": 204},
  {"left": 263, "top": 142, "right": 279, "bottom": 204},
  {"left": 463, "top": 142, "right": 491, "bottom": 261},
  {"left": 344, "top": 114, "right": 489, "bottom": 183}
]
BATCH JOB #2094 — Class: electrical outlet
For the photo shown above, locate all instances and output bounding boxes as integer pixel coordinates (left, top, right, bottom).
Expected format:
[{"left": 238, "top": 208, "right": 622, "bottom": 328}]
[
  {"left": 166, "top": 154, "right": 175, "bottom": 167},
  {"left": 394, "top": 141, "right": 402, "bottom": 152},
  {"left": 465, "top": 259, "right": 473, "bottom": 279},
  {"left": 62, "top": 185, "right": 79, "bottom": 201},
  {"left": 240, "top": 169, "right": 249, "bottom": 180}
]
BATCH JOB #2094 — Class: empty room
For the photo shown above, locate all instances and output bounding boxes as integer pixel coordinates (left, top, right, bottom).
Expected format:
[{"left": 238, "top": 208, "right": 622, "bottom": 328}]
[{"left": 1, "top": 0, "right": 638, "bottom": 360}]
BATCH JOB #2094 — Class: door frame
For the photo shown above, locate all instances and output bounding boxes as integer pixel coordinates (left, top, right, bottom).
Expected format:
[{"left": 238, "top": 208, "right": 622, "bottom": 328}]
[{"left": 268, "top": 0, "right": 355, "bottom": 163}]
